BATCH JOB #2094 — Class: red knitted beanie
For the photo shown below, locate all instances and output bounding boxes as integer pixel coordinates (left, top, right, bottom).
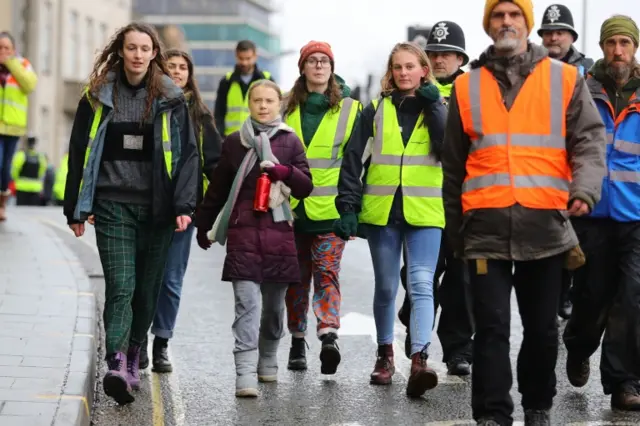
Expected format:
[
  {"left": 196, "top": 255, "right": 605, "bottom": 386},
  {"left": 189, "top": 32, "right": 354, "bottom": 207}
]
[{"left": 298, "top": 41, "right": 334, "bottom": 73}]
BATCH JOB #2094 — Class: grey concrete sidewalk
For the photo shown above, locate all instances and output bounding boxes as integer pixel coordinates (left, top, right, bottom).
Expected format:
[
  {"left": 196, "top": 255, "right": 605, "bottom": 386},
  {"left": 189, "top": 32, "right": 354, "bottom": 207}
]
[{"left": 0, "top": 213, "right": 98, "bottom": 426}]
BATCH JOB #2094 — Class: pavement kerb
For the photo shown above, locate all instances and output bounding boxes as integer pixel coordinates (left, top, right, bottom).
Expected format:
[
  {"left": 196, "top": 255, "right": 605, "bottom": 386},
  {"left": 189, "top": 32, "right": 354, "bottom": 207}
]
[{"left": 44, "top": 222, "right": 99, "bottom": 426}]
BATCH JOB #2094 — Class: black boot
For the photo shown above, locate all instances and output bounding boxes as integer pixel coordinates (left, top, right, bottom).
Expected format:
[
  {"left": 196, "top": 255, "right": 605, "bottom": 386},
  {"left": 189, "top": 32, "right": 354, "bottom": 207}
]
[
  {"left": 152, "top": 337, "right": 172, "bottom": 373},
  {"left": 287, "top": 337, "right": 307, "bottom": 371},
  {"left": 446, "top": 356, "right": 471, "bottom": 376},
  {"left": 319, "top": 332, "right": 341, "bottom": 375},
  {"left": 138, "top": 336, "right": 149, "bottom": 369},
  {"left": 524, "top": 409, "right": 551, "bottom": 425}
]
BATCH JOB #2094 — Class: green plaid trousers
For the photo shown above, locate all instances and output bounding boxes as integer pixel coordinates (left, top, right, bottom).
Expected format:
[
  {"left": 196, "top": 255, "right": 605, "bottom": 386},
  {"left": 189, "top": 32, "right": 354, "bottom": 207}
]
[{"left": 94, "top": 199, "right": 175, "bottom": 354}]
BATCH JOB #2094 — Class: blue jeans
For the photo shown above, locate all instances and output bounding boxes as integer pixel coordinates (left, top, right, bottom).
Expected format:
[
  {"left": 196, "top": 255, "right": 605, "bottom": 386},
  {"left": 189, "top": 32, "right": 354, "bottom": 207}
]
[
  {"left": 151, "top": 223, "right": 195, "bottom": 339},
  {"left": 367, "top": 225, "right": 441, "bottom": 355},
  {"left": 0, "top": 135, "right": 19, "bottom": 192}
]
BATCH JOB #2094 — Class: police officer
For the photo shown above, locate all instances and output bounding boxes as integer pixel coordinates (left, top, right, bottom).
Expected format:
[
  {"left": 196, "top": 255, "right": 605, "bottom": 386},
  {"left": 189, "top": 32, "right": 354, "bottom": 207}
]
[
  {"left": 538, "top": 4, "right": 594, "bottom": 76},
  {"left": 214, "top": 40, "right": 274, "bottom": 137},
  {"left": 538, "top": 4, "right": 595, "bottom": 321},
  {"left": 10, "top": 136, "right": 47, "bottom": 206},
  {"left": 397, "top": 20, "right": 474, "bottom": 377}
]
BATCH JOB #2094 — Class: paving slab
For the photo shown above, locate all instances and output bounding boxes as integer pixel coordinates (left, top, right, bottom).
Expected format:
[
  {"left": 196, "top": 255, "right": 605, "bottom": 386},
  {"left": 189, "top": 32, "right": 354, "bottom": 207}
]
[{"left": 0, "top": 210, "right": 98, "bottom": 426}]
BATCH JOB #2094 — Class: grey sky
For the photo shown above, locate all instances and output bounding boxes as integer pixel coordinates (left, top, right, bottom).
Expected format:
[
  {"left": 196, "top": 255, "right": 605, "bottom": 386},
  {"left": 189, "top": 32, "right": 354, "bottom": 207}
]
[{"left": 274, "top": 0, "right": 640, "bottom": 90}]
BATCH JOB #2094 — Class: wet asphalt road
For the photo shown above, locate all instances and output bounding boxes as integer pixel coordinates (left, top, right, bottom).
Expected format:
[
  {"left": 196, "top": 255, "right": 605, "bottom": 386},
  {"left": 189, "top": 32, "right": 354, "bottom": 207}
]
[{"left": 26, "top": 207, "right": 640, "bottom": 425}]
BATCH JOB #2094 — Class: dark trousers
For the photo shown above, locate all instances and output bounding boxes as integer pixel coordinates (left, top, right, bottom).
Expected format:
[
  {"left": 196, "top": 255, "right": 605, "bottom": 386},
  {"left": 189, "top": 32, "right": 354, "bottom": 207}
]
[
  {"left": 469, "top": 254, "right": 564, "bottom": 425},
  {"left": 559, "top": 268, "right": 572, "bottom": 310},
  {"left": 400, "top": 234, "right": 474, "bottom": 362},
  {"left": 563, "top": 218, "right": 640, "bottom": 394},
  {"left": 15, "top": 191, "right": 41, "bottom": 206},
  {"left": 94, "top": 200, "right": 174, "bottom": 355}
]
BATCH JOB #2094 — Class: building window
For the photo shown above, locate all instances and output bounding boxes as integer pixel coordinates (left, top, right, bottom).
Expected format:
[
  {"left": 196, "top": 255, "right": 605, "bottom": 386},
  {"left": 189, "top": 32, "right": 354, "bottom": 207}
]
[
  {"left": 85, "top": 17, "right": 94, "bottom": 77},
  {"left": 38, "top": 1, "right": 53, "bottom": 74},
  {"left": 65, "top": 11, "right": 79, "bottom": 79}
]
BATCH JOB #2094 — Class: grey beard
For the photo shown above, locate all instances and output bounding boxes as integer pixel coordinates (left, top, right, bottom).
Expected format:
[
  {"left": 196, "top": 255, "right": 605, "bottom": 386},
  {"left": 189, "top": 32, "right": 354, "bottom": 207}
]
[{"left": 606, "top": 61, "right": 633, "bottom": 83}]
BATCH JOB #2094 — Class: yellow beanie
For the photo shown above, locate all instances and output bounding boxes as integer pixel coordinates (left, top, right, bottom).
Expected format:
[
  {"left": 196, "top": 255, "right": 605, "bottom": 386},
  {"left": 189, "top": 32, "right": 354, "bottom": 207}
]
[{"left": 483, "top": 0, "right": 534, "bottom": 35}]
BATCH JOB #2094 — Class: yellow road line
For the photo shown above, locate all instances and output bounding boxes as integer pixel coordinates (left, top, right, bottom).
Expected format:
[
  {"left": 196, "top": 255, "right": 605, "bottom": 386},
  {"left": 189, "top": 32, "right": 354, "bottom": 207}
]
[
  {"left": 37, "top": 394, "right": 90, "bottom": 418},
  {"left": 151, "top": 372, "right": 165, "bottom": 426}
]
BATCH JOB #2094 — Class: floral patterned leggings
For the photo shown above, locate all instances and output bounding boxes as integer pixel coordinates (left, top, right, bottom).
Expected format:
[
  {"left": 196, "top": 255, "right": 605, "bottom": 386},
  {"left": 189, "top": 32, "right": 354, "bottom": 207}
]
[{"left": 286, "top": 233, "right": 346, "bottom": 339}]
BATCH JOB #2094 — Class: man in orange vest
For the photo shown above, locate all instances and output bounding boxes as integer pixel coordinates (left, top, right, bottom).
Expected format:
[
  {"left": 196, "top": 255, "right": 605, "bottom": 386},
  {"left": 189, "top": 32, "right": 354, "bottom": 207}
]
[{"left": 441, "top": 1, "right": 606, "bottom": 425}]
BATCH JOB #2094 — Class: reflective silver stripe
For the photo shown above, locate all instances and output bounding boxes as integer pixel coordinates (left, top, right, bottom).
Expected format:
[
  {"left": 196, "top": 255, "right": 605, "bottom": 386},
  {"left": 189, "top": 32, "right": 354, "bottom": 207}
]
[
  {"left": 607, "top": 133, "right": 614, "bottom": 144},
  {"left": 227, "top": 106, "right": 249, "bottom": 113},
  {"left": 162, "top": 111, "right": 172, "bottom": 152},
  {"left": 463, "top": 173, "right": 511, "bottom": 192},
  {"left": 610, "top": 170, "right": 640, "bottom": 183},
  {"left": 469, "top": 133, "right": 566, "bottom": 153},
  {"left": 224, "top": 120, "right": 243, "bottom": 128},
  {"left": 364, "top": 184, "right": 441, "bottom": 197},
  {"left": 330, "top": 98, "right": 354, "bottom": 160},
  {"left": 371, "top": 99, "right": 440, "bottom": 166},
  {"left": 308, "top": 158, "right": 342, "bottom": 169},
  {"left": 513, "top": 175, "right": 569, "bottom": 190},
  {"left": 468, "top": 68, "right": 483, "bottom": 136},
  {"left": 549, "top": 59, "right": 564, "bottom": 137},
  {"left": 310, "top": 186, "right": 339, "bottom": 196},
  {"left": 614, "top": 139, "right": 640, "bottom": 155},
  {"left": 463, "top": 173, "right": 569, "bottom": 192},
  {"left": 468, "top": 59, "right": 566, "bottom": 148},
  {"left": 0, "top": 100, "right": 28, "bottom": 110}
]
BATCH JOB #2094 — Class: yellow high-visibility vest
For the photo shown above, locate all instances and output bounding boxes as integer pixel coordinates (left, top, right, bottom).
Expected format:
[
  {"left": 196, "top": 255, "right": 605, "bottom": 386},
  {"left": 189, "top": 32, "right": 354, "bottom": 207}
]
[
  {"left": 224, "top": 70, "right": 271, "bottom": 136},
  {"left": 285, "top": 98, "right": 360, "bottom": 221},
  {"left": 359, "top": 97, "right": 444, "bottom": 228}
]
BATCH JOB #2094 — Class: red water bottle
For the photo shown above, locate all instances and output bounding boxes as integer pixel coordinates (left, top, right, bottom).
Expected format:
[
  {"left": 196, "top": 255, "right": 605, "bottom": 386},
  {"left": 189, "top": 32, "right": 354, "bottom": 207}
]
[{"left": 254, "top": 173, "right": 271, "bottom": 212}]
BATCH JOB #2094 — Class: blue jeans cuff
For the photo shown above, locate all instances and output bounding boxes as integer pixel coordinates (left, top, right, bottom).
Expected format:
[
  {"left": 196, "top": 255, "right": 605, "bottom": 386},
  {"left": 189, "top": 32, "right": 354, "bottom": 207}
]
[{"left": 151, "top": 327, "right": 173, "bottom": 339}]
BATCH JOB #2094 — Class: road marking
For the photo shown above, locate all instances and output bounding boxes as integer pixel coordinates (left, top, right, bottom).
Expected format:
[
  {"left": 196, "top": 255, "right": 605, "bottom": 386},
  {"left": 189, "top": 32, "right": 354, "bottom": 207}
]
[
  {"left": 37, "top": 394, "right": 90, "bottom": 418},
  {"left": 566, "top": 423, "right": 640, "bottom": 425},
  {"left": 151, "top": 370, "right": 165, "bottom": 426},
  {"left": 340, "top": 312, "right": 464, "bottom": 384},
  {"left": 424, "top": 422, "right": 524, "bottom": 426},
  {"left": 165, "top": 345, "right": 186, "bottom": 426},
  {"left": 146, "top": 339, "right": 186, "bottom": 426}
]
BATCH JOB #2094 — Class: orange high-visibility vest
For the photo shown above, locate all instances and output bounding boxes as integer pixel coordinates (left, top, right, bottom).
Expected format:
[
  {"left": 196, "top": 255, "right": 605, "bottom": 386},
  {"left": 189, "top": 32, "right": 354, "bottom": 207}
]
[{"left": 455, "top": 57, "right": 577, "bottom": 214}]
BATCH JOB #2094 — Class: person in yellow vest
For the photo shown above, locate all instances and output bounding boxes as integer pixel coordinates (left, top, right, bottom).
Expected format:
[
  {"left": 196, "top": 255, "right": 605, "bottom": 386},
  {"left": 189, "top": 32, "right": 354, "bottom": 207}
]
[
  {"left": 214, "top": 40, "right": 274, "bottom": 137},
  {"left": 0, "top": 31, "right": 37, "bottom": 219},
  {"left": 11, "top": 136, "right": 47, "bottom": 205},
  {"left": 334, "top": 42, "right": 447, "bottom": 398},
  {"left": 282, "top": 41, "right": 361, "bottom": 375},
  {"left": 53, "top": 152, "right": 68, "bottom": 206},
  {"left": 441, "top": 1, "right": 606, "bottom": 424},
  {"left": 63, "top": 23, "right": 198, "bottom": 406},
  {"left": 138, "top": 48, "right": 222, "bottom": 373},
  {"left": 397, "top": 20, "right": 474, "bottom": 376}
]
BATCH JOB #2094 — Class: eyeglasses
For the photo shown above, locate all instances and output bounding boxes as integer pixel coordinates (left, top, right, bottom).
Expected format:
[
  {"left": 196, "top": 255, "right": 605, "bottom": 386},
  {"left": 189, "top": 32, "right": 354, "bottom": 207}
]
[{"left": 306, "top": 58, "right": 331, "bottom": 67}]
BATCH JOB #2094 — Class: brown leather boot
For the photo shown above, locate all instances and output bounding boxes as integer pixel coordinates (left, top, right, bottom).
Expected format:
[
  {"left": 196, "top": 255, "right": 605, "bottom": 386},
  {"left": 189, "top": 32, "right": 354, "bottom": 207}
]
[
  {"left": 370, "top": 344, "right": 394, "bottom": 385},
  {"left": 611, "top": 385, "right": 640, "bottom": 411},
  {"left": 0, "top": 191, "right": 8, "bottom": 221},
  {"left": 406, "top": 351, "right": 438, "bottom": 397}
]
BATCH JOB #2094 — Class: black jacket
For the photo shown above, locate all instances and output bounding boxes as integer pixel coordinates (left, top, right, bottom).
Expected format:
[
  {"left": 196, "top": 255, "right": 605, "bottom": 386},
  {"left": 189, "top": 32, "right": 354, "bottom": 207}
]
[
  {"left": 64, "top": 83, "right": 198, "bottom": 226},
  {"left": 193, "top": 109, "right": 222, "bottom": 205},
  {"left": 335, "top": 90, "right": 447, "bottom": 225},
  {"left": 213, "top": 65, "right": 273, "bottom": 135}
]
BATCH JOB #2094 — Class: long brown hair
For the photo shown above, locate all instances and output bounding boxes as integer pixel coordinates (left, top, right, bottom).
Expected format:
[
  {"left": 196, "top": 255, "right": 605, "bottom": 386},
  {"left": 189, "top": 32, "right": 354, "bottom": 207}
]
[
  {"left": 87, "top": 22, "right": 169, "bottom": 123},
  {"left": 284, "top": 74, "right": 342, "bottom": 117},
  {"left": 380, "top": 42, "right": 435, "bottom": 96},
  {"left": 166, "top": 49, "right": 214, "bottom": 140}
]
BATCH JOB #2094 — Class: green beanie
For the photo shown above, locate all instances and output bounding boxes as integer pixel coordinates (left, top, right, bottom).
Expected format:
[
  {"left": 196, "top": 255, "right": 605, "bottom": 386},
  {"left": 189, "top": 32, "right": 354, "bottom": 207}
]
[{"left": 600, "top": 15, "right": 639, "bottom": 46}]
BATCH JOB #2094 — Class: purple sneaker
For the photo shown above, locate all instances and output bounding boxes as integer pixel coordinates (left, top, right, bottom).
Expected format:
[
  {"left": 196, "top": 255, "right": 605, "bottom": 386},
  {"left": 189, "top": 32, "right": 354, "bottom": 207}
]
[
  {"left": 103, "top": 352, "right": 134, "bottom": 405},
  {"left": 127, "top": 345, "right": 142, "bottom": 390}
]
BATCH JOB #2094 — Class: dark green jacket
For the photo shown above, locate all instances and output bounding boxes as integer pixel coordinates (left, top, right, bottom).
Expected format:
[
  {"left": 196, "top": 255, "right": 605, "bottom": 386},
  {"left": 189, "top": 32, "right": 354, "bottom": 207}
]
[{"left": 291, "top": 76, "right": 361, "bottom": 234}]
